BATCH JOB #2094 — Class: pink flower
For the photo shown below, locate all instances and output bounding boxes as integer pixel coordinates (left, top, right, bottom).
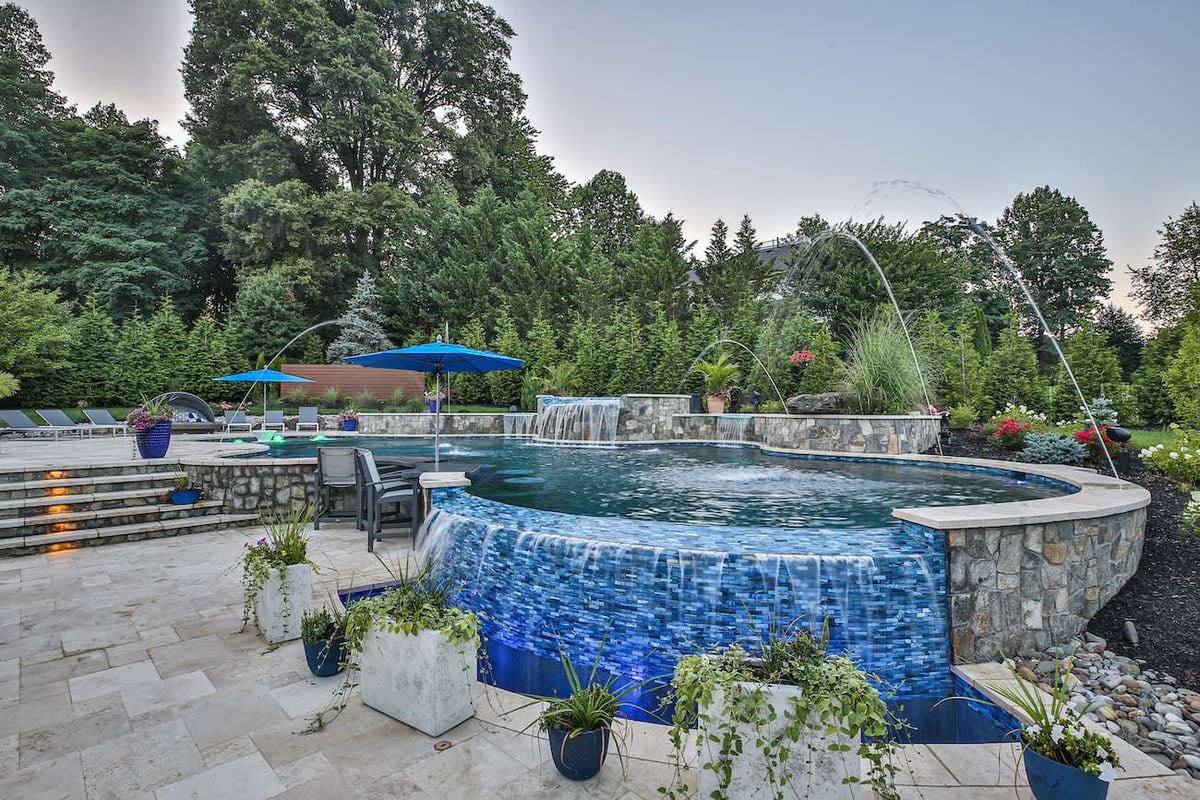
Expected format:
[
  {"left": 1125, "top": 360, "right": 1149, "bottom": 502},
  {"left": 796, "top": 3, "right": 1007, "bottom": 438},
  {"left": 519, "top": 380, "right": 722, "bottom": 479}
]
[{"left": 789, "top": 350, "right": 816, "bottom": 366}]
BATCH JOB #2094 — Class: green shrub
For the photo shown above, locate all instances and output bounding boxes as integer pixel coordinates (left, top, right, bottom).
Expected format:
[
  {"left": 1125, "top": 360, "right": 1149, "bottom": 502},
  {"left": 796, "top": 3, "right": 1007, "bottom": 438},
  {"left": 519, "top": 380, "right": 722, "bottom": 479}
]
[
  {"left": 349, "top": 389, "right": 378, "bottom": 409},
  {"left": 947, "top": 404, "right": 978, "bottom": 429},
  {"left": 322, "top": 386, "right": 342, "bottom": 406},
  {"left": 1182, "top": 501, "right": 1200, "bottom": 536},
  {"left": 1018, "top": 433, "right": 1086, "bottom": 465},
  {"left": 1141, "top": 427, "right": 1200, "bottom": 484},
  {"left": 837, "top": 312, "right": 928, "bottom": 414}
]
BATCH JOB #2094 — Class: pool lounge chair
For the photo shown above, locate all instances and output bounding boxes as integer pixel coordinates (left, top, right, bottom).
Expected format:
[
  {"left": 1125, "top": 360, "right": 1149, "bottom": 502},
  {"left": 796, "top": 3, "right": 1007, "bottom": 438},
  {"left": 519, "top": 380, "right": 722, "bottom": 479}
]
[
  {"left": 82, "top": 408, "right": 128, "bottom": 436},
  {"left": 224, "top": 410, "right": 253, "bottom": 433},
  {"left": 0, "top": 409, "right": 86, "bottom": 440},
  {"left": 37, "top": 409, "right": 97, "bottom": 438},
  {"left": 262, "top": 410, "right": 286, "bottom": 432},
  {"left": 296, "top": 406, "right": 320, "bottom": 432}
]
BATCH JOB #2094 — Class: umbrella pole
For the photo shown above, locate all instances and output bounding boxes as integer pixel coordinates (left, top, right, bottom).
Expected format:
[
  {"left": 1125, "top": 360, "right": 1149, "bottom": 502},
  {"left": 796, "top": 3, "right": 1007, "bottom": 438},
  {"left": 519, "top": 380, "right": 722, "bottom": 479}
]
[
  {"left": 434, "top": 372, "right": 440, "bottom": 468},
  {"left": 263, "top": 384, "right": 267, "bottom": 431}
]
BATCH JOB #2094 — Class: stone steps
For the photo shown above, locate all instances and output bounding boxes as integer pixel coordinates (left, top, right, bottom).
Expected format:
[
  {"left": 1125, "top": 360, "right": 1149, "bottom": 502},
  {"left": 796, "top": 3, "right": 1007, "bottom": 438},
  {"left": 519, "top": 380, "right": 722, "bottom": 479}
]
[
  {"left": 0, "top": 487, "right": 176, "bottom": 519},
  {"left": 0, "top": 471, "right": 187, "bottom": 502},
  {"left": 0, "top": 513, "right": 259, "bottom": 556},
  {"left": 0, "top": 461, "right": 179, "bottom": 483},
  {"left": 0, "top": 500, "right": 226, "bottom": 537}
]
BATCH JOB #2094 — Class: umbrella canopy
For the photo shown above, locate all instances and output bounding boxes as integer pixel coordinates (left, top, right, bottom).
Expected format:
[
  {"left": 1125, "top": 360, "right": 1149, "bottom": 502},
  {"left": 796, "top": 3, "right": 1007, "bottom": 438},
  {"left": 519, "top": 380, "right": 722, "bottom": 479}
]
[
  {"left": 344, "top": 342, "right": 522, "bottom": 375},
  {"left": 345, "top": 340, "right": 523, "bottom": 465},
  {"left": 213, "top": 369, "right": 314, "bottom": 429}
]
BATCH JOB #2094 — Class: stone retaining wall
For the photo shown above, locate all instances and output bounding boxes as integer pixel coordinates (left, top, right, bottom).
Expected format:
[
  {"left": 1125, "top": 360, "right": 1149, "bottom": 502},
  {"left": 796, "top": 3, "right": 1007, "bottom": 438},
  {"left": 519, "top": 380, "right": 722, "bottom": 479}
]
[
  {"left": 671, "top": 413, "right": 940, "bottom": 454},
  {"left": 932, "top": 506, "right": 1147, "bottom": 662},
  {"left": 616, "top": 395, "right": 691, "bottom": 441},
  {"left": 188, "top": 459, "right": 314, "bottom": 513},
  {"left": 359, "top": 413, "right": 530, "bottom": 435}
]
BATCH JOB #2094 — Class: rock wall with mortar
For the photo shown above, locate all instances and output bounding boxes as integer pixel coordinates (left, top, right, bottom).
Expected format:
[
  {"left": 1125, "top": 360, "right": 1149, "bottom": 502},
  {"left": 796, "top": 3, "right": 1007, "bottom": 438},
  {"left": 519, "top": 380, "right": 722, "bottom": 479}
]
[
  {"left": 615, "top": 395, "right": 692, "bottom": 441},
  {"left": 359, "top": 413, "right": 528, "bottom": 435},
  {"left": 930, "top": 507, "right": 1147, "bottom": 662},
  {"left": 189, "top": 460, "right": 314, "bottom": 513},
  {"left": 671, "top": 413, "right": 940, "bottom": 454}
]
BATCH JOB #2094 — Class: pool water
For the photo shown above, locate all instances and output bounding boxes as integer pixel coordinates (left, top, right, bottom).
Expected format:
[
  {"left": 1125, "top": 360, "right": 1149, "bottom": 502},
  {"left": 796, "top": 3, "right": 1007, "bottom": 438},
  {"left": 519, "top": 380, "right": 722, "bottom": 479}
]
[{"left": 256, "top": 436, "right": 1069, "bottom": 529}]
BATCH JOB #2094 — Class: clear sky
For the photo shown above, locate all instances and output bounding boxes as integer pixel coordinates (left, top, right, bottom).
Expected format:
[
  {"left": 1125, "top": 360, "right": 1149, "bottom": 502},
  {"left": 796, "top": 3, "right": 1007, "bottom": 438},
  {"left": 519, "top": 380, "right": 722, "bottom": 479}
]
[{"left": 19, "top": 0, "right": 1200, "bottom": 313}]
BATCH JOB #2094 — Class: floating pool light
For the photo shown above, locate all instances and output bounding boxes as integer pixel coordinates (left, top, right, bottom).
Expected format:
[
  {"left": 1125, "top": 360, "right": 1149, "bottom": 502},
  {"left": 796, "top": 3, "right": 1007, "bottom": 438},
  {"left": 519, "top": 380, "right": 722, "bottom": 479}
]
[{"left": 310, "top": 435, "right": 328, "bottom": 442}]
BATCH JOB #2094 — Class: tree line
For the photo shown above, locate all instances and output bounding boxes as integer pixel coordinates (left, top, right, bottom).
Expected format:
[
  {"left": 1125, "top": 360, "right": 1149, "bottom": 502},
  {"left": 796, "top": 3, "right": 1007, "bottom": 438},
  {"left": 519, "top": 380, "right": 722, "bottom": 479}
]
[{"left": 0, "top": 2, "right": 1195, "bottom": 425}]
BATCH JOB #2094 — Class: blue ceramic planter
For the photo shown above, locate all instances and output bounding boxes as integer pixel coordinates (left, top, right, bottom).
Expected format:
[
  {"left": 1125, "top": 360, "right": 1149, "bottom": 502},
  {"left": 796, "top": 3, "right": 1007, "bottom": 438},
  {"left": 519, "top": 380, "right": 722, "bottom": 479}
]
[
  {"left": 342, "top": 419, "right": 357, "bottom": 432},
  {"left": 303, "top": 637, "right": 346, "bottom": 677},
  {"left": 136, "top": 421, "right": 172, "bottom": 459},
  {"left": 168, "top": 488, "right": 202, "bottom": 505},
  {"left": 1023, "top": 748, "right": 1109, "bottom": 800},
  {"left": 548, "top": 726, "right": 609, "bottom": 781}
]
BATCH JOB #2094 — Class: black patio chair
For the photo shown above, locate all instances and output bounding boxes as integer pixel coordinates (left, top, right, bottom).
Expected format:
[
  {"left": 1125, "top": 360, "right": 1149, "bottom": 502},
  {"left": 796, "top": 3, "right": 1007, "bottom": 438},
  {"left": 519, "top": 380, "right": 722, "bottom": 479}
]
[
  {"left": 354, "top": 448, "right": 416, "bottom": 552},
  {"left": 313, "top": 447, "right": 357, "bottom": 529}
]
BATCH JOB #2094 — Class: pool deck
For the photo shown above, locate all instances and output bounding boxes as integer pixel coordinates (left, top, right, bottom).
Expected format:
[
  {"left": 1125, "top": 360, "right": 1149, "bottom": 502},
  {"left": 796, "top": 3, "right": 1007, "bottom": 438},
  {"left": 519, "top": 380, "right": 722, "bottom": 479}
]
[{"left": 0, "top": 435, "right": 1191, "bottom": 798}]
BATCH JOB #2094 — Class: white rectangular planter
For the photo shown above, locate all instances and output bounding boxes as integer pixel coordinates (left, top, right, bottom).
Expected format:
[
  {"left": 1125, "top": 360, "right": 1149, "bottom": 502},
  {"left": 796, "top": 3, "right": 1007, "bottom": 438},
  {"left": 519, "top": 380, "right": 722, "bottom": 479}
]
[
  {"left": 699, "top": 682, "right": 861, "bottom": 800},
  {"left": 253, "top": 564, "right": 313, "bottom": 643},
  {"left": 358, "top": 626, "right": 478, "bottom": 737}
]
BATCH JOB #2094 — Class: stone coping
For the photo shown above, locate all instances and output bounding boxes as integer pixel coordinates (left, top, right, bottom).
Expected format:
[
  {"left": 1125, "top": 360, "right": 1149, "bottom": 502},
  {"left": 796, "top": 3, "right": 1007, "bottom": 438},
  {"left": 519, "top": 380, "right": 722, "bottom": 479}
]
[{"left": 674, "top": 412, "right": 942, "bottom": 421}]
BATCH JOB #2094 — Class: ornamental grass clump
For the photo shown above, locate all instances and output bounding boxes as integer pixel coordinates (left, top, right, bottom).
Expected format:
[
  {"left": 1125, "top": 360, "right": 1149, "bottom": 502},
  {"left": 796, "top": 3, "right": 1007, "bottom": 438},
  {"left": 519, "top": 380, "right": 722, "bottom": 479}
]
[
  {"left": 837, "top": 312, "right": 928, "bottom": 415},
  {"left": 661, "top": 622, "right": 899, "bottom": 800}
]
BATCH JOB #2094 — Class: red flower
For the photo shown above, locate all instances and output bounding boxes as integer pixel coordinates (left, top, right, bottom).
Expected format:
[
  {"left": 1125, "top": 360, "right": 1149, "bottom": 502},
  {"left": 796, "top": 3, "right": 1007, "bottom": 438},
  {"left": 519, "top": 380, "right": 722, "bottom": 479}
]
[{"left": 789, "top": 350, "right": 816, "bottom": 366}]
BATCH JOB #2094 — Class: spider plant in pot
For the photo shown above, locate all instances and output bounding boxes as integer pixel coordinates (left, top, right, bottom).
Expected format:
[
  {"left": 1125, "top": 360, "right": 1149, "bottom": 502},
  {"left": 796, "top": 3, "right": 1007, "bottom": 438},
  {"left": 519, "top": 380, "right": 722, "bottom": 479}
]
[
  {"left": 300, "top": 606, "right": 347, "bottom": 677},
  {"left": 661, "top": 620, "right": 900, "bottom": 800},
  {"left": 240, "top": 505, "right": 317, "bottom": 644},
  {"left": 980, "top": 656, "right": 1120, "bottom": 799},
  {"left": 528, "top": 647, "right": 662, "bottom": 781},
  {"left": 693, "top": 353, "right": 741, "bottom": 414}
]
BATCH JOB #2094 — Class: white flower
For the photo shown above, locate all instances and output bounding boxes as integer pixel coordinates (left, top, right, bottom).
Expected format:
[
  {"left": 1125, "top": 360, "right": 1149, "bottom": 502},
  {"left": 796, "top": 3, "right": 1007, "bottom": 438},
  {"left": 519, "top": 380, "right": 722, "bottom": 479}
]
[
  {"left": 1170, "top": 422, "right": 1180, "bottom": 430},
  {"left": 1050, "top": 724, "right": 1064, "bottom": 743},
  {"left": 1170, "top": 452, "right": 1180, "bottom": 460},
  {"left": 1026, "top": 723, "right": 1042, "bottom": 737},
  {"left": 1097, "top": 760, "right": 1118, "bottom": 783}
]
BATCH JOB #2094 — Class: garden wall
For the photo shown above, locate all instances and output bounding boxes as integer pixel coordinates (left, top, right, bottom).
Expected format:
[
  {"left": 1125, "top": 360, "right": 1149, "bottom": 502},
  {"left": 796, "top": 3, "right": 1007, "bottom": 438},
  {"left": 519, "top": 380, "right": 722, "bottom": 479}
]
[
  {"left": 358, "top": 413, "right": 534, "bottom": 436},
  {"left": 671, "top": 412, "right": 940, "bottom": 454},
  {"left": 281, "top": 364, "right": 423, "bottom": 401},
  {"left": 187, "top": 458, "right": 314, "bottom": 513}
]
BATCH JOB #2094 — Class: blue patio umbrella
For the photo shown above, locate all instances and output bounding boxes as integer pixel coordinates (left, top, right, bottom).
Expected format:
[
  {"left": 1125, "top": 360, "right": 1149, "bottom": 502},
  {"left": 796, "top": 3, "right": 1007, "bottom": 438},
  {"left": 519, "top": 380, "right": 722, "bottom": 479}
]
[
  {"left": 345, "top": 338, "right": 523, "bottom": 465},
  {"left": 214, "top": 368, "right": 314, "bottom": 426}
]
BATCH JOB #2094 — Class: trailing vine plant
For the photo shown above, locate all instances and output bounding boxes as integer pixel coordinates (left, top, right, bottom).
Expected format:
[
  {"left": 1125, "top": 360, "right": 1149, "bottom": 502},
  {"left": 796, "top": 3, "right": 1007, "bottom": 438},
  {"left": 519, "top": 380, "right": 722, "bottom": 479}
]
[
  {"left": 659, "top": 620, "right": 901, "bottom": 800},
  {"left": 240, "top": 504, "right": 316, "bottom": 632}
]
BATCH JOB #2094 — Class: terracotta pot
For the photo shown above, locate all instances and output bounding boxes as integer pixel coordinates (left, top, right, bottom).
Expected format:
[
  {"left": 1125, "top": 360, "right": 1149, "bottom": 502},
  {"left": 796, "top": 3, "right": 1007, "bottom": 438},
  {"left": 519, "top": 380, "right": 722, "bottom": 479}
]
[{"left": 705, "top": 395, "right": 726, "bottom": 415}]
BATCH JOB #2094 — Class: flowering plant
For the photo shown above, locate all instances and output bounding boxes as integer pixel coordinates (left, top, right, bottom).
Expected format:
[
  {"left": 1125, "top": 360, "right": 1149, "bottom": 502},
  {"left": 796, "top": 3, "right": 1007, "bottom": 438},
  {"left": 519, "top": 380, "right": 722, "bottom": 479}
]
[
  {"left": 1074, "top": 425, "right": 1116, "bottom": 464},
  {"left": 989, "top": 657, "right": 1120, "bottom": 783},
  {"left": 219, "top": 401, "right": 250, "bottom": 411},
  {"left": 990, "top": 418, "right": 1031, "bottom": 450},
  {"left": 240, "top": 505, "right": 316, "bottom": 630},
  {"left": 125, "top": 397, "right": 173, "bottom": 431},
  {"left": 1141, "top": 428, "right": 1200, "bottom": 484},
  {"left": 423, "top": 390, "right": 446, "bottom": 402},
  {"left": 789, "top": 349, "right": 816, "bottom": 366},
  {"left": 337, "top": 407, "right": 357, "bottom": 423}
]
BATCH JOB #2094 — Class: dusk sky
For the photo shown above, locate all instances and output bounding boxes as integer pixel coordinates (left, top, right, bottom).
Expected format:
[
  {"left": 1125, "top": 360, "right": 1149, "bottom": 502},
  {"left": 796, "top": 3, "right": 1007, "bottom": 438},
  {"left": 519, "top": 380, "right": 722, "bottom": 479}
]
[{"left": 19, "top": 0, "right": 1200, "bottom": 312}]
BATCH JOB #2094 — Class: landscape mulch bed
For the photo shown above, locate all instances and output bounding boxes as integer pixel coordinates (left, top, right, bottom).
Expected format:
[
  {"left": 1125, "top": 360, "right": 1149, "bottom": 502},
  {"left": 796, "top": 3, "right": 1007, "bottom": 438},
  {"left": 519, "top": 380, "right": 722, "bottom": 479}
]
[{"left": 928, "top": 431, "right": 1198, "bottom": 686}]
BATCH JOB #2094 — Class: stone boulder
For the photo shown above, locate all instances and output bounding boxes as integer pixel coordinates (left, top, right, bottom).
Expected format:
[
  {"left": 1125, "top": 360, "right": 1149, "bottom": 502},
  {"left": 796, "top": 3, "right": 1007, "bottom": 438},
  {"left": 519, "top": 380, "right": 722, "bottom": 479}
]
[{"left": 785, "top": 392, "right": 845, "bottom": 414}]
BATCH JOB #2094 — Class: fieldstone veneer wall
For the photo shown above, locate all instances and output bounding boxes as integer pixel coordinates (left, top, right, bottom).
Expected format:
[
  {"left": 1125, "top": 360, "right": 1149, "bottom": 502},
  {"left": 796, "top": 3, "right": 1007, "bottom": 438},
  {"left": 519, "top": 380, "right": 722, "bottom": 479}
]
[
  {"left": 894, "top": 465, "right": 1150, "bottom": 664},
  {"left": 616, "top": 394, "right": 692, "bottom": 441},
  {"left": 672, "top": 412, "right": 940, "bottom": 454},
  {"left": 360, "top": 413, "right": 533, "bottom": 435},
  {"left": 187, "top": 457, "right": 314, "bottom": 512}
]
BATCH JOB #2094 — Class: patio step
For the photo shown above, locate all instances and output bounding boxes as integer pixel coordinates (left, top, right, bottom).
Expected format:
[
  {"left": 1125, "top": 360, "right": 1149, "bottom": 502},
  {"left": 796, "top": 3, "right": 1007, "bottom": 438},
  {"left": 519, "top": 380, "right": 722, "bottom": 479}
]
[
  {"left": 0, "top": 500, "right": 226, "bottom": 538},
  {"left": 0, "top": 486, "right": 180, "bottom": 519},
  {"left": 0, "top": 513, "right": 259, "bottom": 556},
  {"left": 0, "top": 471, "right": 187, "bottom": 502},
  {"left": 0, "top": 461, "right": 185, "bottom": 485}
]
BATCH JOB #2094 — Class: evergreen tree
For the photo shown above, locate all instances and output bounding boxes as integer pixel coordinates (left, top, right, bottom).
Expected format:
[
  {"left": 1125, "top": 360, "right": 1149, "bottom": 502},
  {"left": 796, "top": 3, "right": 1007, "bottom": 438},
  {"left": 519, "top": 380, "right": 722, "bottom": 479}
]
[
  {"left": 982, "top": 318, "right": 1044, "bottom": 413},
  {"left": 327, "top": 269, "right": 393, "bottom": 362},
  {"left": 522, "top": 317, "right": 558, "bottom": 381},
  {"left": 113, "top": 314, "right": 160, "bottom": 401},
  {"left": 681, "top": 303, "right": 720, "bottom": 394},
  {"left": 565, "top": 317, "right": 608, "bottom": 396},
  {"left": 567, "top": 169, "right": 644, "bottom": 258},
  {"left": 1050, "top": 323, "right": 1123, "bottom": 421},
  {"left": 605, "top": 306, "right": 649, "bottom": 395},
  {"left": 618, "top": 216, "right": 694, "bottom": 321},
  {"left": 448, "top": 319, "right": 492, "bottom": 405},
  {"left": 487, "top": 308, "right": 524, "bottom": 407},
  {"left": 644, "top": 303, "right": 685, "bottom": 392},
  {"left": 148, "top": 298, "right": 190, "bottom": 391},
  {"left": 1132, "top": 327, "right": 1182, "bottom": 425},
  {"left": 67, "top": 296, "right": 118, "bottom": 406},
  {"left": 499, "top": 194, "right": 574, "bottom": 331},
  {"left": 695, "top": 218, "right": 732, "bottom": 308},
  {"left": 229, "top": 267, "right": 307, "bottom": 362},
  {"left": 731, "top": 214, "right": 777, "bottom": 301},
  {"left": 182, "top": 313, "right": 234, "bottom": 400},
  {"left": 1093, "top": 303, "right": 1144, "bottom": 379}
]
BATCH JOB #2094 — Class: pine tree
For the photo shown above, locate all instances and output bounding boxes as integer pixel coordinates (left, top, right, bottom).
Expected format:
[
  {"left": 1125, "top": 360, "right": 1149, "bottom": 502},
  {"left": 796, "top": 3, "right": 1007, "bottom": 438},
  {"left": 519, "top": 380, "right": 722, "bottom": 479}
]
[
  {"left": 148, "top": 298, "right": 190, "bottom": 391},
  {"left": 181, "top": 314, "right": 233, "bottom": 400},
  {"left": 449, "top": 319, "right": 491, "bottom": 405},
  {"left": 68, "top": 296, "right": 118, "bottom": 406},
  {"left": 644, "top": 303, "right": 686, "bottom": 392},
  {"left": 487, "top": 308, "right": 524, "bottom": 407},
  {"left": 566, "top": 317, "right": 608, "bottom": 396},
  {"left": 523, "top": 317, "right": 558, "bottom": 380},
  {"left": 605, "top": 306, "right": 649, "bottom": 395},
  {"left": 982, "top": 318, "right": 1044, "bottom": 413},
  {"left": 327, "top": 269, "right": 392, "bottom": 362}
]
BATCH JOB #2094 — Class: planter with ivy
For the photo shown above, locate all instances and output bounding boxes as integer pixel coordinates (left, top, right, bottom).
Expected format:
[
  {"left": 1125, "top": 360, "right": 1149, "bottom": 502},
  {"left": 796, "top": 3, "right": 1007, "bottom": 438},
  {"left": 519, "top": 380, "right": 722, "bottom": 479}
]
[
  {"left": 343, "top": 563, "right": 480, "bottom": 737},
  {"left": 662, "top": 625, "right": 899, "bottom": 800},
  {"left": 301, "top": 607, "right": 347, "bottom": 677},
  {"left": 241, "top": 506, "right": 316, "bottom": 644}
]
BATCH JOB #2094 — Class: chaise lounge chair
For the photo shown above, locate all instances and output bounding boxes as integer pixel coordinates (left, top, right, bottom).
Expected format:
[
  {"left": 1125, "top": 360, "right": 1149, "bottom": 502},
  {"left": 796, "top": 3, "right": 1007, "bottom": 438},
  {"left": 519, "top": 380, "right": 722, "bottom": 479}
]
[
  {"left": 296, "top": 406, "right": 320, "bottom": 432},
  {"left": 224, "top": 410, "right": 253, "bottom": 433},
  {"left": 82, "top": 408, "right": 129, "bottom": 436},
  {"left": 0, "top": 409, "right": 86, "bottom": 440},
  {"left": 262, "top": 410, "right": 286, "bottom": 432},
  {"left": 37, "top": 409, "right": 97, "bottom": 438}
]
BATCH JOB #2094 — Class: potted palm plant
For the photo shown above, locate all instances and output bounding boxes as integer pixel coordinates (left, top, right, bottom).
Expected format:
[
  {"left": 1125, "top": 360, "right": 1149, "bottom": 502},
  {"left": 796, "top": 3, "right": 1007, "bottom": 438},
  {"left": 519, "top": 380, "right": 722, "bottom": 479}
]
[
  {"left": 343, "top": 561, "right": 480, "bottom": 737},
  {"left": 661, "top": 622, "right": 899, "bottom": 800},
  {"left": 300, "top": 606, "right": 347, "bottom": 677},
  {"left": 240, "top": 505, "right": 317, "bottom": 644},
  {"left": 529, "top": 648, "right": 658, "bottom": 781},
  {"left": 693, "top": 353, "right": 741, "bottom": 414}
]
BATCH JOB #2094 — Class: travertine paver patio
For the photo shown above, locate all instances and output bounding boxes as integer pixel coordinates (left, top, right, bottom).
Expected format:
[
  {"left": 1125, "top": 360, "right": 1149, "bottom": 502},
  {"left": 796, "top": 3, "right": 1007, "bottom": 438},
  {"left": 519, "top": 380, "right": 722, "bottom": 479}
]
[{"left": 1, "top": 439, "right": 1197, "bottom": 798}]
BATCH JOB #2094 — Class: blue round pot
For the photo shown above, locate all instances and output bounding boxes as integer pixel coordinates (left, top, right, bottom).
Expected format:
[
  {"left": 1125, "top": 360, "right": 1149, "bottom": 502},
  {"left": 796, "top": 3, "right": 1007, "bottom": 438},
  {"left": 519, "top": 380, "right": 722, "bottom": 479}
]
[
  {"left": 547, "top": 726, "right": 609, "bottom": 781},
  {"left": 342, "top": 419, "right": 357, "bottom": 432},
  {"left": 136, "top": 421, "right": 172, "bottom": 459},
  {"left": 303, "top": 636, "right": 346, "bottom": 677},
  {"left": 427, "top": 399, "right": 440, "bottom": 413},
  {"left": 1023, "top": 748, "right": 1109, "bottom": 800},
  {"left": 168, "top": 489, "right": 202, "bottom": 505}
]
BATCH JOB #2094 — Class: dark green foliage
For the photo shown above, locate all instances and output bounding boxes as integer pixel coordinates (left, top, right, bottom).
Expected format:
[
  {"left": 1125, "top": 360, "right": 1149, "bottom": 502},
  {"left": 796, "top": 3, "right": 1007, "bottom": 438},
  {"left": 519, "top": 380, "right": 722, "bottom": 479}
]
[
  {"left": 1132, "top": 327, "right": 1182, "bottom": 425},
  {"left": 66, "top": 297, "right": 119, "bottom": 406},
  {"left": 1130, "top": 202, "right": 1200, "bottom": 328},
  {"left": 604, "top": 306, "right": 650, "bottom": 395},
  {"left": 1049, "top": 323, "right": 1122, "bottom": 421},
  {"left": 487, "top": 308, "right": 524, "bottom": 407},
  {"left": 1093, "top": 303, "right": 1144, "bottom": 379},
  {"left": 449, "top": 319, "right": 491, "bottom": 404},
  {"left": 996, "top": 186, "right": 1113, "bottom": 345},
  {"left": 0, "top": 268, "right": 72, "bottom": 397},
  {"left": 567, "top": 170, "right": 644, "bottom": 258},
  {"left": 983, "top": 318, "right": 1045, "bottom": 413},
  {"left": 617, "top": 216, "right": 694, "bottom": 323},
  {"left": 229, "top": 267, "right": 308, "bottom": 362},
  {"left": 644, "top": 304, "right": 686, "bottom": 393},
  {"left": 751, "top": 304, "right": 839, "bottom": 400}
]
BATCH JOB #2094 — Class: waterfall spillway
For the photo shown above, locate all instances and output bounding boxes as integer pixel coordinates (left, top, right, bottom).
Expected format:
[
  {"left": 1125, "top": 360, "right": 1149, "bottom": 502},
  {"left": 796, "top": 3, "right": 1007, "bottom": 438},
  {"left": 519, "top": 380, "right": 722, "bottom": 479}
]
[
  {"left": 535, "top": 397, "right": 620, "bottom": 444},
  {"left": 716, "top": 414, "right": 753, "bottom": 443},
  {"left": 502, "top": 413, "right": 536, "bottom": 438}
]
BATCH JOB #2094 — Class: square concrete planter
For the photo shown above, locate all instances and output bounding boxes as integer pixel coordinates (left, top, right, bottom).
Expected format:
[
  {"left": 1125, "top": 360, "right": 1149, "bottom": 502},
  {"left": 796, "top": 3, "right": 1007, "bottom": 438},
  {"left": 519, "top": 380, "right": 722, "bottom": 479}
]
[
  {"left": 699, "top": 682, "right": 861, "bottom": 800},
  {"left": 253, "top": 564, "right": 313, "bottom": 643},
  {"left": 358, "top": 626, "right": 478, "bottom": 737}
]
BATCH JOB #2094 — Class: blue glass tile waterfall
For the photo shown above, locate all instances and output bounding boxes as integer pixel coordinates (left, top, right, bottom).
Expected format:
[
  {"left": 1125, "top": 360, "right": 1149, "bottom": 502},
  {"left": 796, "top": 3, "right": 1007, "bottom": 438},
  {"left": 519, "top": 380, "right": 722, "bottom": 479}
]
[{"left": 422, "top": 489, "right": 946, "bottom": 711}]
